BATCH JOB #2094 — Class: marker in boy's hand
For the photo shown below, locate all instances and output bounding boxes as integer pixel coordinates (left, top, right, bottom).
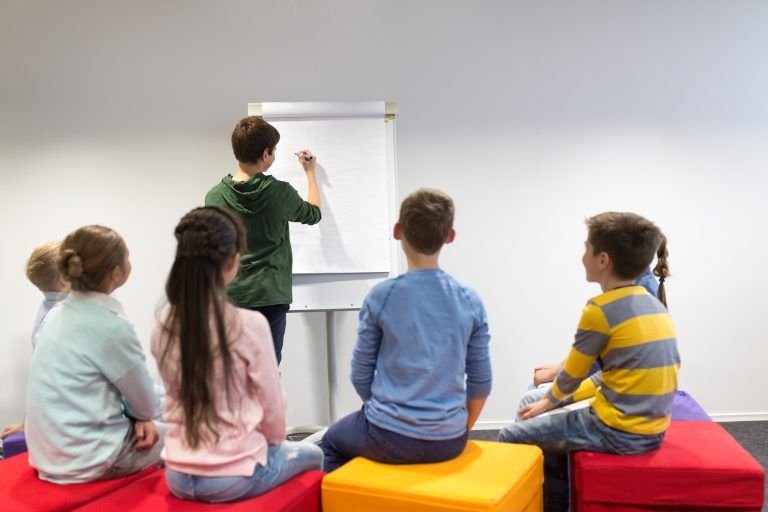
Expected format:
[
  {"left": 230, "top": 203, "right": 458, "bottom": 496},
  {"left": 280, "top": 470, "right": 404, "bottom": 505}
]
[
  {"left": 295, "top": 149, "right": 317, "bottom": 175},
  {"left": 294, "top": 150, "right": 314, "bottom": 162}
]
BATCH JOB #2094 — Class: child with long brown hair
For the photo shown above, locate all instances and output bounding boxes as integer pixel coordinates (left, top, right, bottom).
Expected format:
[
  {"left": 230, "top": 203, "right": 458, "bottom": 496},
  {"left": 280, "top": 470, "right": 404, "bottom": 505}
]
[
  {"left": 25, "top": 226, "right": 162, "bottom": 483},
  {"left": 320, "top": 189, "right": 492, "bottom": 472},
  {"left": 152, "top": 206, "right": 322, "bottom": 503}
]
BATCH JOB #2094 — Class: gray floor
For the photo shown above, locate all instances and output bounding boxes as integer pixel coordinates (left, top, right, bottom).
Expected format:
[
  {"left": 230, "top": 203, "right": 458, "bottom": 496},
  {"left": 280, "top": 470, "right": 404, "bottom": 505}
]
[
  {"left": 721, "top": 422, "right": 768, "bottom": 511},
  {"left": 470, "top": 422, "right": 768, "bottom": 511}
]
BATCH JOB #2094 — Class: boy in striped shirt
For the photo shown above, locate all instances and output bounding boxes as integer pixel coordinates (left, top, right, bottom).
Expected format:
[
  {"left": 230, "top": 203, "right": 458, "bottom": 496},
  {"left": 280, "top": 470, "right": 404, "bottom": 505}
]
[{"left": 499, "top": 212, "right": 678, "bottom": 507}]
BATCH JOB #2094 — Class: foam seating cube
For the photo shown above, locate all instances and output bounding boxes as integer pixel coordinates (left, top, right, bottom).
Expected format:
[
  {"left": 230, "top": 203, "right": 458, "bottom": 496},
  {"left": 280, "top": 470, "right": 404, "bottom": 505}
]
[
  {"left": 1, "top": 431, "right": 28, "bottom": 458},
  {"left": 0, "top": 453, "right": 160, "bottom": 512},
  {"left": 671, "top": 390, "right": 711, "bottom": 421},
  {"left": 571, "top": 421, "right": 765, "bottom": 511},
  {"left": 74, "top": 468, "right": 325, "bottom": 512},
  {"left": 322, "top": 440, "right": 544, "bottom": 512}
]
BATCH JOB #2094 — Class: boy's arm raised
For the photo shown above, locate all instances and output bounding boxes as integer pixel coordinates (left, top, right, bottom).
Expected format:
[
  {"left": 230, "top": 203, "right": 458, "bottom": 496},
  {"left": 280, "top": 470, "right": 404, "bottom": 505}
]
[{"left": 297, "top": 150, "right": 320, "bottom": 208}]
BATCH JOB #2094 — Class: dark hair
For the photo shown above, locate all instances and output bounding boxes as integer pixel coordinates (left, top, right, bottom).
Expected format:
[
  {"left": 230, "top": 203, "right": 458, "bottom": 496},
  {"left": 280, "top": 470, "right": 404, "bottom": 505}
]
[
  {"left": 398, "top": 188, "right": 455, "bottom": 255},
  {"left": 59, "top": 226, "right": 126, "bottom": 292},
  {"left": 653, "top": 234, "right": 670, "bottom": 307},
  {"left": 231, "top": 116, "right": 280, "bottom": 164},
  {"left": 586, "top": 211, "right": 667, "bottom": 290},
  {"left": 159, "top": 206, "right": 246, "bottom": 449},
  {"left": 26, "top": 241, "right": 63, "bottom": 291}
]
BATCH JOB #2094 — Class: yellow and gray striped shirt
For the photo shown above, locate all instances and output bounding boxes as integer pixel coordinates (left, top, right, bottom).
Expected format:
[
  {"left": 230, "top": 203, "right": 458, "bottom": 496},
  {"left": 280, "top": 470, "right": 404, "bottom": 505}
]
[{"left": 548, "top": 286, "right": 679, "bottom": 435}]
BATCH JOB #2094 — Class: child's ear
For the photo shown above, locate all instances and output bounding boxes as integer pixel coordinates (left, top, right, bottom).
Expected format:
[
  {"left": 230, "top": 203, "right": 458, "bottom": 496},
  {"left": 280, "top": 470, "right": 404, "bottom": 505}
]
[
  {"left": 261, "top": 147, "right": 271, "bottom": 161},
  {"left": 393, "top": 223, "right": 403, "bottom": 241},
  {"left": 99, "top": 265, "right": 122, "bottom": 293},
  {"left": 598, "top": 252, "right": 611, "bottom": 270},
  {"left": 445, "top": 228, "right": 456, "bottom": 245},
  {"left": 111, "top": 264, "right": 124, "bottom": 284}
]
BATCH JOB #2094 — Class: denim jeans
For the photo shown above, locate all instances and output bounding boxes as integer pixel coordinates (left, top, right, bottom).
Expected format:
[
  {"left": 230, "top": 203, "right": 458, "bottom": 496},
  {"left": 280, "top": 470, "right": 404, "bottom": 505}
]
[
  {"left": 251, "top": 304, "right": 290, "bottom": 365},
  {"left": 499, "top": 406, "right": 664, "bottom": 455},
  {"left": 321, "top": 409, "right": 468, "bottom": 473},
  {"left": 499, "top": 407, "right": 664, "bottom": 511},
  {"left": 165, "top": 441, "right": 323, "bottom": 503}
]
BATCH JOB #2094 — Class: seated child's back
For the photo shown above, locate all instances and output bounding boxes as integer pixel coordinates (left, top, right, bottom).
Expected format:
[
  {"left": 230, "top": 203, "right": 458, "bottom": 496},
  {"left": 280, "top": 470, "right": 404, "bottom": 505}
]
[
  {"left": 152, "top": 207, "right": 322, "bottom": 503},
  {"left": 321, "top": 189, "right": 492, "bottom": 472},
  {"left": 352, "top": 268, "right": 489, "bottom": 440},
  {"left": 26, "top": 226, "right": 161, "bottom": 483}
]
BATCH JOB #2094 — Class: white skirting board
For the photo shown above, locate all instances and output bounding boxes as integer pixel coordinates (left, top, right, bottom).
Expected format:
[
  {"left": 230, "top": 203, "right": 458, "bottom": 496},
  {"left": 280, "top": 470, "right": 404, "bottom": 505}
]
[
  {"left": 473, "top": 412, "right": 768, "bottom": 430},
  {"left": 708, "top": 412, "right": 768, "bottom": 422}
]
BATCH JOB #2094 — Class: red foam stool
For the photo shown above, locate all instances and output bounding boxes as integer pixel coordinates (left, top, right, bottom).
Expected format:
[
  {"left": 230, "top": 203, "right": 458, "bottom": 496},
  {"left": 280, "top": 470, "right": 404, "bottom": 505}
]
[
  {"left": 74, "top": 468, "right": 325, "bottom": 512},
  {"left": 571, "top": 421, "right": 765, "bottom": 511},
  {"left": 0, "top": 453, "right": 160, "bottom": 512}
]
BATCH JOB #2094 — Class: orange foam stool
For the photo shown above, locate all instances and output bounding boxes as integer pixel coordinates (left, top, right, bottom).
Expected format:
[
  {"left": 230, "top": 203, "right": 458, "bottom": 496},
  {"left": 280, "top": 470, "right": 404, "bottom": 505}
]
[{"left": 322, "top": 440, "right": 543, "bottom": 512}]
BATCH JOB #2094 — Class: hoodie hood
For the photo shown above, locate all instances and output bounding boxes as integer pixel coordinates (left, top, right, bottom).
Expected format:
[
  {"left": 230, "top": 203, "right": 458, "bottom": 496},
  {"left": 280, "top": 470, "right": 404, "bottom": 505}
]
[{"left": 217, "top": 173, "right": 275, "bottom": 215}]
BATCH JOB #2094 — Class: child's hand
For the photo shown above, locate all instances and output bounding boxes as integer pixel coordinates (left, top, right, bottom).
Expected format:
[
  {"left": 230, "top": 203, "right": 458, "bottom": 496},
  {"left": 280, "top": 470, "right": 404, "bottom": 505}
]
[
  {"left": 533, "top": 364, "right": 561, "bottom": 387},
  {"left": 1, "top": 420, "right": 24, "bottom": 439},
  {"left": 134, "top": 420, "right": 159, "bottom": 450},
  {"left": 296, "top": 149, "right": 316, "bottom": 173},
  {"left": 518, "top": 396, "right": 556, "bottom": 420}
]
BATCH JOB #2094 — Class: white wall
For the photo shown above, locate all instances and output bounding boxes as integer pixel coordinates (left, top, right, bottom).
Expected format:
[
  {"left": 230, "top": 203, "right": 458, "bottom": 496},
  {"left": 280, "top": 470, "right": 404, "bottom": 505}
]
[{"left": 2, "top": 1, "right": 767, "bottom": 430}]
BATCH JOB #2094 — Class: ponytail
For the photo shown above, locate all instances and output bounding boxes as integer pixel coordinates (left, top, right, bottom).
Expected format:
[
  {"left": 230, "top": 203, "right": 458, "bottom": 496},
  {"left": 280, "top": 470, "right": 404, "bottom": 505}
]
[
  {"left": 653, "top": 234, "right": 670, "bottom": 308},
  {"left": 159, "top": 206, "right": 245, "bottom": 449}
]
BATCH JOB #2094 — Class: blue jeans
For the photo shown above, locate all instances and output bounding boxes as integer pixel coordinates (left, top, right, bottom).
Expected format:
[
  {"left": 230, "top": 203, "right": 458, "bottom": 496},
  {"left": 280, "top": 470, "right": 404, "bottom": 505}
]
[
  {"left": 499, "top": 407, "right": 664, "bottom": 512},
  {"left": 251, "top": 304, "right": 290, "bottom": 365},
  {"left": 321, "top": 409, "right": 468, "bottom": 473},
  {"left": 499, "top": 406, "right": 664, "bottom": 455},
  {"left": 165, "top": 441, "right": 323, "bottom": 503}
]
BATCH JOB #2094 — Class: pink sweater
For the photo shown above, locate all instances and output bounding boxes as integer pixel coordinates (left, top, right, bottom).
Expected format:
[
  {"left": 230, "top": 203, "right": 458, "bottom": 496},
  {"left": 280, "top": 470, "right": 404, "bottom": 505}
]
[{"left": 151, "top": 305, "right": 286, "bottom": 477}]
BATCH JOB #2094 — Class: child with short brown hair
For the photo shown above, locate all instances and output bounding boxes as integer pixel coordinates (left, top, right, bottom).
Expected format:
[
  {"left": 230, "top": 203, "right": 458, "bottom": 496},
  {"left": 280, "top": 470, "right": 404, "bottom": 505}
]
[
  {"left": 499, "top": 212, "right": 679, "bottom": 510},
  {"left": 320, "top": 189, "right": 492, "bottom": 472},
  {"left": 205, "top": 116, "right": 322, "bottom": 365}
]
